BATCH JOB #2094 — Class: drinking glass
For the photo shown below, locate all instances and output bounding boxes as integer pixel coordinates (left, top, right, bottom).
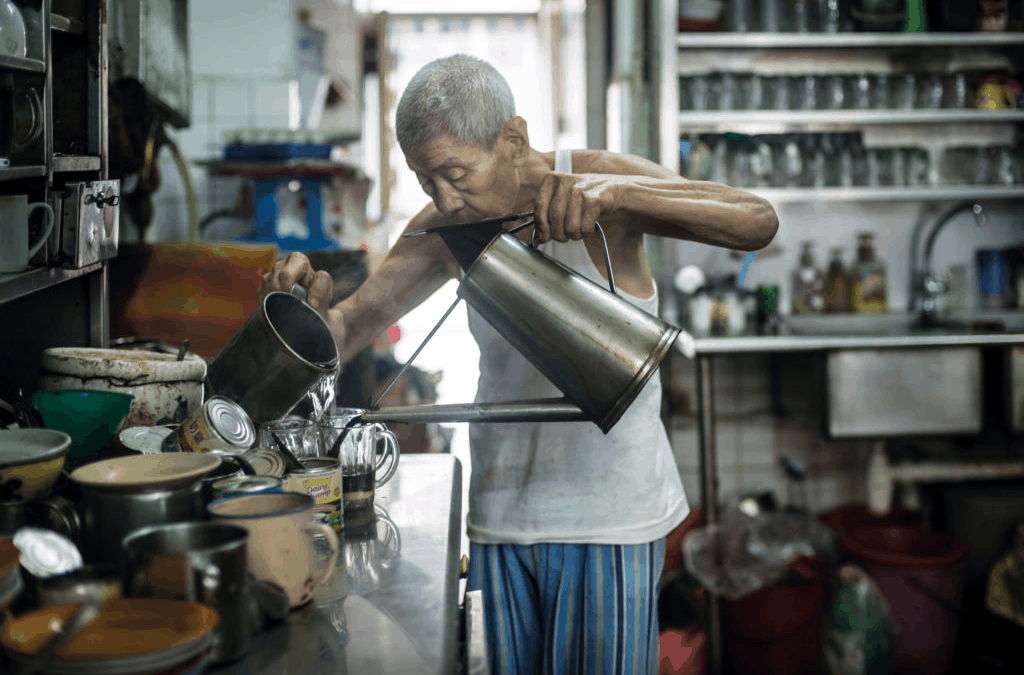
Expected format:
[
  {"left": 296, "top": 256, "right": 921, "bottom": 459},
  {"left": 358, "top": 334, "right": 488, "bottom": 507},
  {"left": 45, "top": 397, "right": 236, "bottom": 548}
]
[
  {"left": 259, "top": 417, "right": 318, "bottom": 459},
  {"left": 780, "top": 137, "right": 803, "bottom": 188},
  {"left": 946, "top": 73, "right": 970, "bottom": 109},
  {"left": 749, "top": 139, "right": 775, "bottom": 188},
  {"left": 728, "top": 0, "right": 753, "bottom": 31},
  {"left": 907, "top": 148, "right": 930, "bottom": 186},
  {"left": 871, "top": 74, "right": 891, "bottom": 109},
  {"left": 895, "top": 73, "right": 916, "bottom": 109},
  {"left": 748, "top": 74, "right": 766, "bottom": 110},
  {"left": 917, "top": 74, "right": 944, "bottom": 109},
  {"left": 319, "top": 410, "right": 400, "bottom": 513},
  {"left": 825, "top": 75, "right": 847, "bottom": 110},
  {"left": 761, "top": 0, "right": 784, "bottom": 31},
  {"left": 817, "top": 0, "right": 841, "bottom": 33},
  {"left": 691, "top": 75, "right": 711, "bottom": 111},
  {"left": 891, "top": 147, "right": 907, "bottom": 187},
  {"left": 796, "top": 75, "right": 819, "bottom": 110},
  {"left": 768, "top": 76, "right": 791, "bottom": 110},
  {"left": 994, "top": 146, "right": 1017, "bottom": 185},
  {"left": 851, "top": 74, "right": 872, "bottom": 110},
  {"left": 793, "top": 0, "right": 812, "bottom": 32},
  {"left": 727, "top": 137, "right": 751, "bottom": 187},
  {"left": 719, "top": 73, "right": 739, "bottom": 111}
]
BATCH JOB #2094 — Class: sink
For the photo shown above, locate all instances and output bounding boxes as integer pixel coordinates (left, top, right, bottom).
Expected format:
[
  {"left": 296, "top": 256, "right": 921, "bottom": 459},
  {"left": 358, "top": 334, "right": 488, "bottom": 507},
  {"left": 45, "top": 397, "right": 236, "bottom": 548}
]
[{"left": 783, "top": 312, "right": 1024, "bottom": 337}]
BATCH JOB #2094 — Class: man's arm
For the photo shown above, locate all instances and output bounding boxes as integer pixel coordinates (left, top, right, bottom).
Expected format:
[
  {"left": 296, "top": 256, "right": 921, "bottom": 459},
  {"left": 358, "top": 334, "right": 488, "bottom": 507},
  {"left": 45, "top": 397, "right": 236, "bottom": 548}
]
[
  {"left": 262, "top": 205, "right": 459, "bottom": 362},
  {"left": 534, "top": 150, "right": 778, "bottom": 251}
]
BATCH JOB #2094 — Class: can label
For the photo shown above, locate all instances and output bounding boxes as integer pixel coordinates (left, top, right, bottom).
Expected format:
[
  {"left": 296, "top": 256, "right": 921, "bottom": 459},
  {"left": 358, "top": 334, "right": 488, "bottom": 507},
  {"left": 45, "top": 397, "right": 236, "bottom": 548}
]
[
  {"left": 175, "top": 400, "right": 249, "bottom": 454},
  {"left": 285, "top": 467, "right": 342, "bottom": 531}
]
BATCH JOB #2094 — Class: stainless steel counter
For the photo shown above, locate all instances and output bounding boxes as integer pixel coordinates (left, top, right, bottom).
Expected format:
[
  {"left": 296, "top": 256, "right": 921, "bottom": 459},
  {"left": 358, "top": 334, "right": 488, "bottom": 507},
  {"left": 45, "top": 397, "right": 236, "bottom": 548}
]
[{"left": 208, "top": 453, "right": 463, "bottom": 675}]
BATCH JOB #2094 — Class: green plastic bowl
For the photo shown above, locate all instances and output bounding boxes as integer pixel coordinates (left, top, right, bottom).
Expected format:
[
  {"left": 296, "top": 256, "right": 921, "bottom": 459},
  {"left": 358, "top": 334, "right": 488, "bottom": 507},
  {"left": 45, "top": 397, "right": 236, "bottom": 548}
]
[{"left": 32, "top": 390, "right": 134, "bottom": 462}]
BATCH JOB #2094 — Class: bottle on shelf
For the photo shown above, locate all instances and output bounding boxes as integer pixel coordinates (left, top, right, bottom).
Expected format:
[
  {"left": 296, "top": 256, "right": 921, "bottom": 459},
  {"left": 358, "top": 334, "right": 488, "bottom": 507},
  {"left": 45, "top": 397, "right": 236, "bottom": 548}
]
[
  {"left": 824, "top": 247, "right": 850, "bottom": 312},
  {"left": 849, "top": 233, "right": 889, "bottom": 313},
  {"left": 791, "top": 241, "right": 825, "bottom": 315}
]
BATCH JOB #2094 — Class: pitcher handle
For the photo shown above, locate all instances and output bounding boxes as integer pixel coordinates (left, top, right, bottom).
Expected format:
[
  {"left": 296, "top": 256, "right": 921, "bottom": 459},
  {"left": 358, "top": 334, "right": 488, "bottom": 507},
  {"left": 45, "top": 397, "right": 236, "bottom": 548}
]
[
  {"left": 530, "top": 221, "right": 617, "bottom": 296},
  {"left": 373, "top": 424, "right": 400, "bottom": 487},
  {"left": 305, "top": 521, "right": 340, "bottom": 588}
]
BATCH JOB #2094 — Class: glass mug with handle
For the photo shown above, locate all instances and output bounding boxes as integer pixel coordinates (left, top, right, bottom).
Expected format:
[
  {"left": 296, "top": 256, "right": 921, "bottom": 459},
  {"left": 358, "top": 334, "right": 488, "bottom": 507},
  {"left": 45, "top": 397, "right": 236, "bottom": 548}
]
[{"left": 319, "top": 409, "right": 400, "bottom": 512}]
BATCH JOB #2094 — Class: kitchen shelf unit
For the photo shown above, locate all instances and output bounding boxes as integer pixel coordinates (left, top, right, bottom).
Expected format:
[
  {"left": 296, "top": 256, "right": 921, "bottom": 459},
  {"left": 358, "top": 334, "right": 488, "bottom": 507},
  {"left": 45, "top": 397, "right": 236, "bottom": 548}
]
[
  {"left": 654, "top": 7, "right": 1024, "bottom": 675},
  {"left": 677, "top": 109, "right": 1024, "bottom": 132},
  {"left": 0, "top": 0, "right": 112, "bottom": 404},
  {"left": 675, "top": 32, "right": 1024, "bottom": 49},
  {"left": 749, "top": 185, "right": 1024, "bottom": 203}
]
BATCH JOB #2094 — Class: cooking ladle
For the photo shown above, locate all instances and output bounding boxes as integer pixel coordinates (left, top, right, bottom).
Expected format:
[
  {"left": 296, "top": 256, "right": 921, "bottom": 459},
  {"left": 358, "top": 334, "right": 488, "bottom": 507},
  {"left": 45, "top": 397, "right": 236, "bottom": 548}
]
[{"left": 14, "top": 600, "right": 103, "bottom": 675}]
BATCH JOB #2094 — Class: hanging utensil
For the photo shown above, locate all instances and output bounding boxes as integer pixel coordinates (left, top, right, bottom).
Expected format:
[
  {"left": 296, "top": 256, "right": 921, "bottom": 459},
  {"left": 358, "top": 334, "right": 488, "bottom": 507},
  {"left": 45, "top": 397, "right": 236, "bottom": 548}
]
[{"left": 269, "top": 431, "right": 306, "bottom": 472}]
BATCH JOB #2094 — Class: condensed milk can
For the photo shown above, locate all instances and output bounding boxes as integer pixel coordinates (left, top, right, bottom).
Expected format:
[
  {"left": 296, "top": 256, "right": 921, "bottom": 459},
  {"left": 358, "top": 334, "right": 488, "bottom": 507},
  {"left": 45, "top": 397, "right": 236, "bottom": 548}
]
[
  {"left": 284, "top": 458, "right": 343, "bottom": 531},
  {"left": 174, "top": 396, "right": 256, "bottom": 455}
]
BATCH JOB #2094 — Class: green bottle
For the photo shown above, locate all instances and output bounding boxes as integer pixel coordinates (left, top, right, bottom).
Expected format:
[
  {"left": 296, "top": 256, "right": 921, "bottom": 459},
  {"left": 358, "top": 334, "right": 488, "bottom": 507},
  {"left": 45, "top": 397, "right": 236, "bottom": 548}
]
[{"left": 904, "top": 0, "right": 928, "bottom": 32}]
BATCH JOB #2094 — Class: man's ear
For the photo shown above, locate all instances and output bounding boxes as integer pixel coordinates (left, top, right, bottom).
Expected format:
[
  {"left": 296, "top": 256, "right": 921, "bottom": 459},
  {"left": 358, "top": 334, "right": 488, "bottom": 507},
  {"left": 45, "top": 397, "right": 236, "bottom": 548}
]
[{"left": 498, "top": 116, "right": 530, "bottom": 163}]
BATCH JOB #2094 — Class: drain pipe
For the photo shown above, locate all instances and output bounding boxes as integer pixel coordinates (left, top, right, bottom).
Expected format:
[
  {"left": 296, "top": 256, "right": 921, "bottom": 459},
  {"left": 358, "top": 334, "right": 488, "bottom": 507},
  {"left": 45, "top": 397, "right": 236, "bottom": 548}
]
[
  {"left": 606, "top": 0, "right": 642, "bottom": 155},
  {"left": 867, "top": 441, "right": 1024, "bottom": 515}
]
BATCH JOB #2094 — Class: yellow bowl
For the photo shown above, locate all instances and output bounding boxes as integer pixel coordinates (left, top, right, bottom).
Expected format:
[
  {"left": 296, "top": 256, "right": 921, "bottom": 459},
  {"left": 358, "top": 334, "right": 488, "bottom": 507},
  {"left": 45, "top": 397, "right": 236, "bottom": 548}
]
[{"left": 0, "top": 429, "right": 71, "bottom": 502}]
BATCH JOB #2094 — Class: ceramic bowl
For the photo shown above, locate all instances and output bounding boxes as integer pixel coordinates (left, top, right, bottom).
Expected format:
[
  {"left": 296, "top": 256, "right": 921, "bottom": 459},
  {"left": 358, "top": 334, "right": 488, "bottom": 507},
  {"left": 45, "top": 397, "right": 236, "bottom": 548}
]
[
  {"left": 0, "top": 429, "right": 71, "bottom": 502},
  {"left": 69, "top": 453, "right": 222, "bottom": 493}
]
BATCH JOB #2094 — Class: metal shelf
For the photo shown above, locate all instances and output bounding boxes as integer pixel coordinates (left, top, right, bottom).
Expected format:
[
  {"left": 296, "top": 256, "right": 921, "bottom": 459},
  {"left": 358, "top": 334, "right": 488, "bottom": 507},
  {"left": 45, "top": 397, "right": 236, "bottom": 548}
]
[
  {"left": 678, "top": 109, "right": 1024, "bottom": 132},
  {"left": 0, "top": 54, "right": 46, "bottom": 74},
  {"left": 676, "top": 32, "right": 1024, "bottom": 49},
  {"left": 52, "top": 155, "right": 102, "bottom": 173},
  {"left": 0, "top": 263, "right": 103, "bottom": 306},
  {"left": 748, "top": 185, "right": 1024, "bottom": 203},
  {"left": 50, "top": 13, "right": 86, "bottom": 35},
  {"left": 0, "top": 165, "right": 47, "bottom": 182}
]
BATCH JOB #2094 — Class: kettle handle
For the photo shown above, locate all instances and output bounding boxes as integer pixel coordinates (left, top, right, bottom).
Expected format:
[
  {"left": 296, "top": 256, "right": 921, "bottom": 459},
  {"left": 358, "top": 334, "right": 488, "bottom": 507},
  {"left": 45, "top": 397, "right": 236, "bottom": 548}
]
[{"left": 528, "top": 221, "right": 617, "bottom": 296}]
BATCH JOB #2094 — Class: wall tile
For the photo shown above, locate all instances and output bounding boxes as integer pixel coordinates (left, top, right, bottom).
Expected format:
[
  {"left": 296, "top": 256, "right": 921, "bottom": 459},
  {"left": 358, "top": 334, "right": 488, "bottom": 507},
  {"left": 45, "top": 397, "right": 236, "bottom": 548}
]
[
  {"left": 671, "top": 426, "right": 699, "bottom": 471},
  {"left": 213, "top": 80, "right": 250, "bottom": 120}
]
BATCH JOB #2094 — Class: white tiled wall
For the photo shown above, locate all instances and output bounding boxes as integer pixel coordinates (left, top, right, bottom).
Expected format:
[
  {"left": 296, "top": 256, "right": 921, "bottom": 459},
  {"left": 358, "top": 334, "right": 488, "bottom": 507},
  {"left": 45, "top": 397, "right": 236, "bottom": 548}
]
[{"left": 668, "top": 352, "right": 876, "bottom": 516}]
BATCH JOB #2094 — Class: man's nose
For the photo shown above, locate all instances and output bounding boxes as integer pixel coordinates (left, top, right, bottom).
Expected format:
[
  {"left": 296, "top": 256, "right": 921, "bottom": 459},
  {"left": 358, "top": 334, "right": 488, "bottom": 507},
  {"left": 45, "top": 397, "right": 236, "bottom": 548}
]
[{"left": 433, "top": 181, "right": 465, "bottom": 216}]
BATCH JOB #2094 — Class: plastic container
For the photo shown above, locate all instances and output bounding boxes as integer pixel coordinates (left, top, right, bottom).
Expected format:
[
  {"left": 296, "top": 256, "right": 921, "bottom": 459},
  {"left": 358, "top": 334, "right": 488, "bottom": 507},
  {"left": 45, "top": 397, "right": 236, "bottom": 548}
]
[
  {"left": 819, "top": 504, "right": 922, "bottom": 546},
  {"left": 842, "top": 526, "right": 968, "bottom": 675},
  {"left": 223, "top": 143, "right": 332, "bottom": 161},
  {"left": 722, "top": 567, "right": 826, "bottom": 675}
]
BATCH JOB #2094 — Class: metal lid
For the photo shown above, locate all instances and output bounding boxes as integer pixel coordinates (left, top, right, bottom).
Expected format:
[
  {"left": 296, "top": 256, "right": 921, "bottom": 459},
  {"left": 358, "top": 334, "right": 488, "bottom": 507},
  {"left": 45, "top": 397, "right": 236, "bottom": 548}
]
[
  {"left": 206, "top": 397, "right": 256, "bottom": 449},
  {"left": 294, "top": 457, "right": 340, "bottom": 474},
  {"left": 12, "top": 528, "right": 83, "bottom": 578},
  {"left": 119, "top": 426, "right": 174, "bottom": 454},
  {"left": 212, "top": 476, "right": 282, "bottom": 495}
]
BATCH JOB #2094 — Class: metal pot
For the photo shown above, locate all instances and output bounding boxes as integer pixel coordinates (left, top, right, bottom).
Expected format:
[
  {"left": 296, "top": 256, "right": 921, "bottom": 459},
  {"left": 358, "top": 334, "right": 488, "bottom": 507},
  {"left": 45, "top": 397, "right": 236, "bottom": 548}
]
[
  {"left": 38, "top": 347, "right": 206, "bottom": 428},
  {"left": 78, "top": 481, "right": 206, "bottom": 566},
  {"left": 205, "top": 291, "right": 339, "bottom": 425}
]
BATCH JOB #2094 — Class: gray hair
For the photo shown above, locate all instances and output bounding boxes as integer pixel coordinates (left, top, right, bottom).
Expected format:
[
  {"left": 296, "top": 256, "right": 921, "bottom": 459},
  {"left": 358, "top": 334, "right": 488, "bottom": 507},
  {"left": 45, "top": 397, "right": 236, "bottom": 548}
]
[{"left": 396, "top": 54, "right": 516, "bottom": 153}]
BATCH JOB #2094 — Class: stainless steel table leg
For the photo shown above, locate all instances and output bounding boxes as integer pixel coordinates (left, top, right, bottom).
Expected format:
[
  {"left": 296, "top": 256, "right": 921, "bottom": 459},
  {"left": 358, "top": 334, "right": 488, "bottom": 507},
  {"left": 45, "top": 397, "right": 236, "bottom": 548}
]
[{"left": 696, "top": 354, "right": 722, "bottom": 675}]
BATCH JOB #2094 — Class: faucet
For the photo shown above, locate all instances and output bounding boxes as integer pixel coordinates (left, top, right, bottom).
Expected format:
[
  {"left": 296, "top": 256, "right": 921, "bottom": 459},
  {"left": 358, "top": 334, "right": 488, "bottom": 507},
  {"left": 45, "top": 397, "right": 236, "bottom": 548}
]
[{"left": 910, "top": 201, "right": 986, "bottom": 322}]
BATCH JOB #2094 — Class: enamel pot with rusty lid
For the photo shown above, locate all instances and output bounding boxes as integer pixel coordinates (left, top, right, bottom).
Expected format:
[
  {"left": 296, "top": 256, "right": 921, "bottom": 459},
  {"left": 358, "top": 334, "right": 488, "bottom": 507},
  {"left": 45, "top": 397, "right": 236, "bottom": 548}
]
[{"left": 38, "top": 347, "right": 206, "bottom": 428}]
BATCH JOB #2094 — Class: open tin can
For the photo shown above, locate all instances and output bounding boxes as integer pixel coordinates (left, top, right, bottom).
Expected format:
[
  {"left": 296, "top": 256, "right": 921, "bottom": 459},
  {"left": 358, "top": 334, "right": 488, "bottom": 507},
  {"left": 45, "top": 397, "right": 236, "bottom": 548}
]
[
  {"left": 284, "top": 458, "right": 343, "bottom": 531},
  {"left": 173, "top": 396, "right": 256, "bottom": 455}
]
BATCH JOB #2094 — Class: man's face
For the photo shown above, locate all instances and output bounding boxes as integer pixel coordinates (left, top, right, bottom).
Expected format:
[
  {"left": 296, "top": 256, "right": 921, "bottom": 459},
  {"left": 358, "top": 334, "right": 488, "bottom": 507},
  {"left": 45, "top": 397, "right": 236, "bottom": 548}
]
[{"left": 405, "top": 135, "right": 519, "bottom": 224}]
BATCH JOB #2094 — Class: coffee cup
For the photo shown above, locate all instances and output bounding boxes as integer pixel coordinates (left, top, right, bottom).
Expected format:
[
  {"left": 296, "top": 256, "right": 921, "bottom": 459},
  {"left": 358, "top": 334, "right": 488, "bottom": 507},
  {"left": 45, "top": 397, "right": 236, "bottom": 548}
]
[
  {"left": 0, "top": 195, "right": 54, "bottom": 273},
  {"left": 319, "top": 409, "right": 399, "bottom": 513},
  {"left": 207, "top": 491, "right": 339, "bottom": 608}
]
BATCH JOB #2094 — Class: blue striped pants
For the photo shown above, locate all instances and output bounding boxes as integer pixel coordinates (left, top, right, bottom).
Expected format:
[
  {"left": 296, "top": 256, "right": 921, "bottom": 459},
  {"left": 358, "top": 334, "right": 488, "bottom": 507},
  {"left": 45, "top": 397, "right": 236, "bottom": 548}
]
[{"left": 467, "top": 539, "right": 666, "bottom": 675}]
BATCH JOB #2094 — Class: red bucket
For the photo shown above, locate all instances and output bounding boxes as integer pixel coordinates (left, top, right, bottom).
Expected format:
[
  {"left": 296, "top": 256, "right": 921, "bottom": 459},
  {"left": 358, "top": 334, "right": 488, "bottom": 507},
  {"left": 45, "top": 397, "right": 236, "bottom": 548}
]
[
  {"left": 842, "top": 526, "right": 968, "bottom": 675},
  {"left": 722, "top": 558, "right": 826, "bottom": 675}
]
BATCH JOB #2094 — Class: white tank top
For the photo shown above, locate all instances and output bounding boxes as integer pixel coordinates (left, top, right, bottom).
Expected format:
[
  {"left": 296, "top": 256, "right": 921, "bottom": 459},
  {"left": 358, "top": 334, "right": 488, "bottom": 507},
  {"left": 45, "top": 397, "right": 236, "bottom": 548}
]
[{"left": 464, "top": 149, "right": 689, "bottom": 545}]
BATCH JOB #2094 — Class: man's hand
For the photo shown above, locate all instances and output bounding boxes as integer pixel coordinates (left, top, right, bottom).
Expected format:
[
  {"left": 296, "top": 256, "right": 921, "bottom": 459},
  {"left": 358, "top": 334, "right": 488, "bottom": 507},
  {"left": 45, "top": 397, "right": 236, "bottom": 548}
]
[
  {"left": 260, "top": 252, "right": 334, "bottom": 314},
  {"left": 533, "top": 172, "right": 622, "bottom": 243}
]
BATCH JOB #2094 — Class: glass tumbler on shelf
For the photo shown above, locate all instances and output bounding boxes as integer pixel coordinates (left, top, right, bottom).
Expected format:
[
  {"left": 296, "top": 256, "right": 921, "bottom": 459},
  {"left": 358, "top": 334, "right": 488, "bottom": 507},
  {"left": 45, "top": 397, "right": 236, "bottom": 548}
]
[
  {"left": 769, "top": 76, "right": 792, "bottom": 111},
  {"left": 851, "top": 74, "right": 872, "bottom": 110},
  {"left": 817, "top": 0, "right": 841, "bottom": 33},
  {"left": 727, "top": 137, "right": 751, "bottom": 187},
  {"left": 972, "top": 147, "right": 993, "bottom": 186},
  {"left": 946, "top": 72, "right": 970, "bottom": 109},
  {"left": 796, "top": 75, "right": 819, "bottom": 110},
  {"left": 907, "top": 147, "right": 930, "bottom": 186},
  {"left": 891, "top": 147, "right": 906, "bottom": 187},
  {"left": 690, "top": 75, "right": 710, "bottom": 111},
  {"left": 761, "top": 0, "right": 784, "bottom": 32},
  {"left": 825, "top": 75, "right": 847, "bottom": 110},
  {"left": 917, "top": 73, "right": 944, "bottom": 109},
  {"left": 895, "top": 73, "right": 917, "bottom": 109},
  {"left": 780, "top": 136, "right": 804, "bottom": 188},
  {"left": 728, "top": 0, "right": 753, "bottom": 32},
  {"left": 719, "top": 73, "right": 739, "bottom": 111},
  {"left": 748, "top": 74, "right": 766, "bottom": 110},
  {"left": 871, "top": 74, "right": 891, "bottom": 109}
]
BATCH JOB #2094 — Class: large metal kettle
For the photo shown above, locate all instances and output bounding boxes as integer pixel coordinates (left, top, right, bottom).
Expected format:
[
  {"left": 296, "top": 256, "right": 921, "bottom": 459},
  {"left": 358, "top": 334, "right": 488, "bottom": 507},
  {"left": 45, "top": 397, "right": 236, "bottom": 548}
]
[{"left": 362, "top": 215, "right": 681, "bottom": 434}]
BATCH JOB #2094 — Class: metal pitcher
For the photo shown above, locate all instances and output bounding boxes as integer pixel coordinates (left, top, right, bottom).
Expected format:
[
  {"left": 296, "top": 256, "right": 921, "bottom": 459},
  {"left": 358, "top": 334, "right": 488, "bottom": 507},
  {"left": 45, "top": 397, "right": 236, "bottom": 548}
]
[
  {"left": 206, "top": 290, "right": 339, "bottom": 425},
  {"left": 363, "top": 219, "right": 681, "bottom": 433}
]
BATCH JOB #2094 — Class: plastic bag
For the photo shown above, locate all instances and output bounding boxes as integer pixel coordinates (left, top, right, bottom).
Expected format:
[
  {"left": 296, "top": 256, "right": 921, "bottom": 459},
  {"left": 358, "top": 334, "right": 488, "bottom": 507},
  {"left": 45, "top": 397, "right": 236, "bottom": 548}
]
[{"left": 682, "top": 510, "right": 836, "bottom": 600}]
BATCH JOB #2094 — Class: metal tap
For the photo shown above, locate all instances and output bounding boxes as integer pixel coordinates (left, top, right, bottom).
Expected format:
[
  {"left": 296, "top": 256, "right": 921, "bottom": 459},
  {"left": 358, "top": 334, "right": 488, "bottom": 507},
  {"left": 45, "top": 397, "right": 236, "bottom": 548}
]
[{"left": 912, "top": 202, "right": 986, "bottom": 320}]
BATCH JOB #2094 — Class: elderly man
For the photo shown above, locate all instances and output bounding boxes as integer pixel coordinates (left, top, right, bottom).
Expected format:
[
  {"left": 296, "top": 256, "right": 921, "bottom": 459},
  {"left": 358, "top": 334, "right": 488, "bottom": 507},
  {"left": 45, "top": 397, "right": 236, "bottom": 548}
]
[{"left": 263, "top": 54, "right": 777, "bottom": 674}]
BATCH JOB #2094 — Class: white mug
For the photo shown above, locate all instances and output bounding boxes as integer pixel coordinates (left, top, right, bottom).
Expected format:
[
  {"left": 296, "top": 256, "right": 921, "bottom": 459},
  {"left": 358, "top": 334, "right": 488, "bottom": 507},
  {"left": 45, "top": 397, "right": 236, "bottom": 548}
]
[{"left": 0, "top": 195, "right": 54, "bottom": 273}]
